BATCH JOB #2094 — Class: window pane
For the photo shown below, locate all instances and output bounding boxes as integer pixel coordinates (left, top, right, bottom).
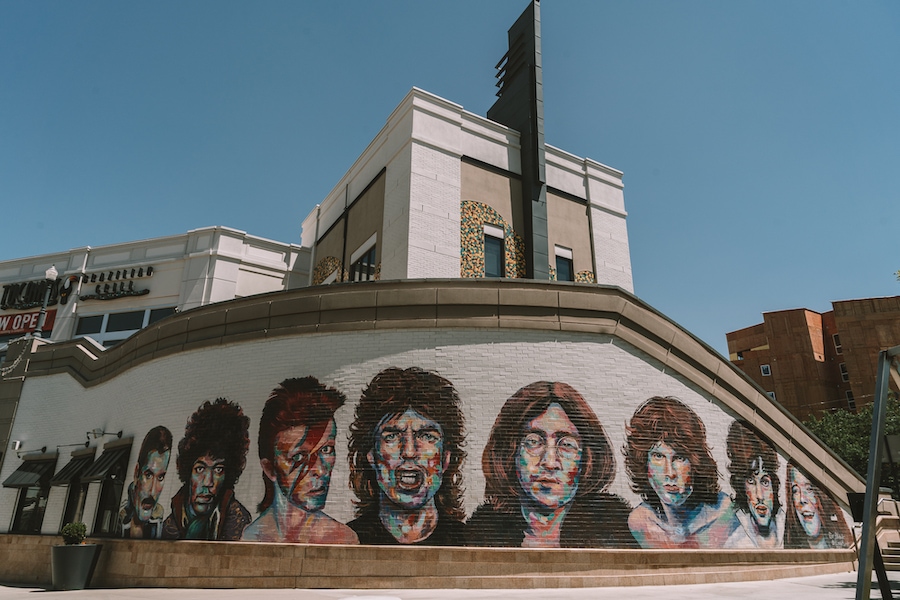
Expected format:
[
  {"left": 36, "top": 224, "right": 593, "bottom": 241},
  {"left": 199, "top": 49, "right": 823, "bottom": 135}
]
[
  {"left": 12, "top": 485, "right": 49, "bottom": 533},
  {"left": 484, "top": 235, "right": 504, "bottom": 278},
  {"left": 556, "top": 256, "right": 574, "bottom": 281},
  {"left": 76, "top": 315, "right": 104, "bottom": 335},
  {"left": 106, "top": 311, "right": 145, "bottom": 332},
  {"left": 350, "top": 246, "right": 376, "bottom": 282},
  {"left": 148, "top": 307, "right": 176, "bottom": 325}
]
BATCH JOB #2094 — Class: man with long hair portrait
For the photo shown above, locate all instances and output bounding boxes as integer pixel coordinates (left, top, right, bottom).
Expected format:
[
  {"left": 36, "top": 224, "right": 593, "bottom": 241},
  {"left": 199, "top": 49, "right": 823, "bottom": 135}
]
[
  {"left": 624, "top": 396, "right": 732, "bottom": 548},
  {"left": 724, "top": 420, "right": 784, "bottom": 548},
  {"left": 347, "top": 367, "right": 466, "bottom": 545},
  {"left": 467, "top": 381, "right": 634, "bottom": 548}
]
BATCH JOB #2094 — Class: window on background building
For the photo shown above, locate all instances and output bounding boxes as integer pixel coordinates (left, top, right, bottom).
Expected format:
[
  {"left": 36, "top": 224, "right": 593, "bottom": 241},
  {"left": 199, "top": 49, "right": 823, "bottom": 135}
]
[
  {"left": 736, "top": 351, "right": 744, "bottom": 361},
  {"left": 484, "top": 224, "right": 505, "bottom": 278},
  {"left": 840, "top": 362, "right": 849, "bottom": 382},
  {"left": 350, "top": 246, "right": 377, "bottom": 282},
  {"left": 555, "top": 245, "right": 574, "bottom": 282},
  {"left": 766, "top": 391, "right": 776, "bottom": 401},
  {"left": 846, "top": 390, "right": 856, "bottom": 412},
  {"left": 74, "top": 307, "right": 176, "bottom": 348},
  {"left": 760, "top": 364, "right": 772, "bottom": 377},
  {"left": 833, "top": 333, "right": 843, "bottom": 355}
]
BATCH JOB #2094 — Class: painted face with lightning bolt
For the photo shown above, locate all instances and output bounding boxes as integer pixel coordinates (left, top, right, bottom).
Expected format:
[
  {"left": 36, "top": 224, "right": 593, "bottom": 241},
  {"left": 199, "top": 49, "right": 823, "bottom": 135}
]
[{"left": 269, "top": 418, "right": 338, "bottom": 512}]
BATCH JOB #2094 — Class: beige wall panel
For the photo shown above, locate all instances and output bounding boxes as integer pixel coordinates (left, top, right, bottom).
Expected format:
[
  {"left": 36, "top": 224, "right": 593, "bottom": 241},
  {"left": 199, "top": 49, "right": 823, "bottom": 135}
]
[
  {"left": 460, "top": 161, "right": 523, "bottom": 235},
  {"left": 547, "top": 192, "right": 593, "bottom": 274}
]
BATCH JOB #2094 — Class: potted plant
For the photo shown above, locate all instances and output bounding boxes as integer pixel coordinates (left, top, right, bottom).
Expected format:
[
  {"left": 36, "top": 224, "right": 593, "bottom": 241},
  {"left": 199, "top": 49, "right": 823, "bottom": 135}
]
[{"left": 51, "top": 522, "right": 102, "bottom": 590}]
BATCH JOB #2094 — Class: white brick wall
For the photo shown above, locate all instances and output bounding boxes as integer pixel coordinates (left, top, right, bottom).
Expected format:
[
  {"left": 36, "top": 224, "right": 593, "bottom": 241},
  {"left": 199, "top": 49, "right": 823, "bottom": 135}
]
[
  {"left": 406, "top": 143, "right": 461, "bottom": 279},
  {"left": 0, "top": 327, "right": 821, "bottom": 533}
]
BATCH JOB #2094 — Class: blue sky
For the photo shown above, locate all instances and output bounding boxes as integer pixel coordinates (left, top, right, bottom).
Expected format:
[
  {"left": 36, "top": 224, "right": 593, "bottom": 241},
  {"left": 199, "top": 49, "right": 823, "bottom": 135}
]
[{"left": 2, "top": 1, "right": 898, "bottom": 356}]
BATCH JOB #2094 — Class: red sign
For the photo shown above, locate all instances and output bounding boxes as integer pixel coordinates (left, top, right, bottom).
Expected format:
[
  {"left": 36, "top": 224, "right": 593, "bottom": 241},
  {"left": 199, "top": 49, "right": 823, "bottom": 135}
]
[{"left": 0, "top": 309, "right": 57, "bottom": 335}]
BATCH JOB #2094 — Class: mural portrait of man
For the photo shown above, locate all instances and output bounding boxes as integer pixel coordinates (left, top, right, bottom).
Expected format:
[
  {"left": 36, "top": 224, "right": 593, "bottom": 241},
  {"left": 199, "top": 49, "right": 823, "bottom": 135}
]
[
  {"left": 242, "top": 377, "right": 358, "bottom": 544},
  {"left": 724, "top": 420, "right": 784, "bottom": 548},
  {"left": 624, "top": 396, "right": 732, "bottom": 548},
  {"left": 119, "top": 425, "right": 172, "bottom": 539},
  {"left": 467, "top": 381, "right": 635, "bottom": 548},
  {"left": 784, "top": 460, "right": 853, "bottom": 549},
  {"left": 162, "top": 398, "right": 252, "bottom": 540},
  {"left": 347, "top": 367, "right": 466, "bottom": 545}
]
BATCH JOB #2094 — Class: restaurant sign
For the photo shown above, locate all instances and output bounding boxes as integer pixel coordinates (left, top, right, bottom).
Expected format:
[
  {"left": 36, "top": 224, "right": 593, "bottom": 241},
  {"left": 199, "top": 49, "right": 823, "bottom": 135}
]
[{"left": 0, "top": 309, "right": 57, "bottom": 336}]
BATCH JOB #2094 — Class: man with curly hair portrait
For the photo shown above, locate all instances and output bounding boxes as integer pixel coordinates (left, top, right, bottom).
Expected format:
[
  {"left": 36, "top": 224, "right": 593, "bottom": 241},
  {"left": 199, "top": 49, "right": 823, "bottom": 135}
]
[
  {"left": 162, "top": 398, "right": 252, "bottom": 540},
  {"left": 347, "top": 367, "right": 466, "bottom": 545},
  {"left": 624, "top": 396, "right": 732, "bottom": 548}
]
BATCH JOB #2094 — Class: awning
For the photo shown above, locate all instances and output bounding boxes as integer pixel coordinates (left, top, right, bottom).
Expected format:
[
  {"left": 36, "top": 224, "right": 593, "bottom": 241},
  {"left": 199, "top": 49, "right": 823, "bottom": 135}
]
[
  {"left": 2, "top": 459, "right": 56, "bottom": 488},
  {"left": 49, "top": 453, "right": 95, "bottom": 486},
  {"left": 81, "top": 445, "right": 131, "bottom": 482}
]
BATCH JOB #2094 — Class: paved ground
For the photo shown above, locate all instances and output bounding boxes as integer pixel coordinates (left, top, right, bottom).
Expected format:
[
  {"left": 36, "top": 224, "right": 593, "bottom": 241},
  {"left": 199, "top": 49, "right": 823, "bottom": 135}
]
[{"left": 1, "top": 570, "right": 898, "bottom": 600}]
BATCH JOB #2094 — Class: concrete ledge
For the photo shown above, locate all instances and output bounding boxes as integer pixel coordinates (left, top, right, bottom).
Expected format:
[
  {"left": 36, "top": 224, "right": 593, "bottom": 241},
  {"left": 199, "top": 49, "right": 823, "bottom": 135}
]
[{"left": 0, "top": 534, "right": 857, "bottom": 590}]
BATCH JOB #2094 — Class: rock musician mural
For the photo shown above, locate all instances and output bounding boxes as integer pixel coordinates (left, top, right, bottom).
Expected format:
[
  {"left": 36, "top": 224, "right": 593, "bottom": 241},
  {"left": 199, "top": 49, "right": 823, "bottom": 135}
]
[
  {"left": 784, "top": 459, "right": 853, "bottom": 549},
  {"left": 467, "top": 381, "right": 634, "bottom": 548},
  {"left": 347, "top": 367, "right": 467, "bottom": 545},
  {"left": 119, "top": 426, "right": 172, "bottom": 539},
  {"left": 161, "top": 399, "right": 252, "bottom": 540},
  {"left": 725, "top": 421, "right": 783, "bottom": 548},
  {"left": 112, "top": 371, "right": 853, "bottom": 550},
  {"left": 242, "top": 377, "right": 357, "bottom": 544},
  {"left": 624, "top": 396, "right": 733, "bottom": 548}
]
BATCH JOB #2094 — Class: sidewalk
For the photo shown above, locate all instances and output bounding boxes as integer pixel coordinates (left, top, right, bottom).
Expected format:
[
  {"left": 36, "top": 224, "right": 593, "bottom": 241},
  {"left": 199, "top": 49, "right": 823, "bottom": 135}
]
[{"left": 0, "top": 570, "right": 898, "bottom": 600}]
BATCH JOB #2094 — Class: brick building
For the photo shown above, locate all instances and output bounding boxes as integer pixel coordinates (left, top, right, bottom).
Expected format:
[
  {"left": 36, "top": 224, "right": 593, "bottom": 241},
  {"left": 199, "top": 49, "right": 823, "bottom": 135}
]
[{"left": 726, "top": 296, "right": 900, "bottom": 421}]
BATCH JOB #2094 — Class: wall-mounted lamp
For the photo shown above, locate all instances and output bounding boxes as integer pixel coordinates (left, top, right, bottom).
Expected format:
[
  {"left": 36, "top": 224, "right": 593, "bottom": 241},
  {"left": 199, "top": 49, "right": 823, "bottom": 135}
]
[
  {"left": 57, "top": 440, "right": 90, "bottom": 451},
  {"left": 33, "top": 264, "right": 59, "bottom": 339},
  {"left": 16, "top": 445, "right": 47, "bottom": 458},
  {"left": 87, "top": 429, "right": 122, "bottom": 441}
]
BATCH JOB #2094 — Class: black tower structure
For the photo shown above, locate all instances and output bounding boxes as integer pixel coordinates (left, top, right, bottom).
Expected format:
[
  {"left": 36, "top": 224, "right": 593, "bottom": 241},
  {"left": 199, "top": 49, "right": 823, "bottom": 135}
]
[{"left": 488, "top": 0, "right": 548, "bottom": 280}]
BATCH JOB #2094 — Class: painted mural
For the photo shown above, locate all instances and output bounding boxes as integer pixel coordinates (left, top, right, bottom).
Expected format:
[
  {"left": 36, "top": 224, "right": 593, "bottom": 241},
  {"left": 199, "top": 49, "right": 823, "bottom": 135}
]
[
  {"left": 107, "top": 368, "right": 853, "bottom": 549},
  {"left": 160, "top": 399, "right": 252, "bottom": 540}
]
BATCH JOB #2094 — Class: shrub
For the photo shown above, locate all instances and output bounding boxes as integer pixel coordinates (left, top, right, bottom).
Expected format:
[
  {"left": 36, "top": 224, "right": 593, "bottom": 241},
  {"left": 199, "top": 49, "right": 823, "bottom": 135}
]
[{"left": 60, "top": 522, "right": 86, "bottom": 545}]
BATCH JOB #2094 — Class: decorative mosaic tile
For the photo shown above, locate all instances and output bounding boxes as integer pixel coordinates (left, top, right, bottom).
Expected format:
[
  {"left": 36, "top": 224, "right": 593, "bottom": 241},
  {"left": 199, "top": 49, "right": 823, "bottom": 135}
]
[
  {"left": 312, "top": 256, "right": 345, "bottom": 285},
  {"left": 460, "top": 201, "right": 525, "bottom": 279},
  {"left": 576, "top": 270, "right": 596, "bottom": 284}
]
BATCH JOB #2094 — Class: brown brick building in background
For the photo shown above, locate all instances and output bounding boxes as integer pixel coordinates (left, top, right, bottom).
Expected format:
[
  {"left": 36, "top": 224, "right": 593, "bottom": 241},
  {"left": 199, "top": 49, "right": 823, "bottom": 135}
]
[{"left": 726, "top": 296, "right": 900, "bottom": 421}]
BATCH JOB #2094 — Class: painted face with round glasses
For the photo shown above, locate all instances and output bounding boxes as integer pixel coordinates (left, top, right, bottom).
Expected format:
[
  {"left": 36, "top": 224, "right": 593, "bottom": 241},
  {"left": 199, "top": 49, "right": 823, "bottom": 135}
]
[{"left": 515, "top": 402, "right": 582, "bottom": 510}]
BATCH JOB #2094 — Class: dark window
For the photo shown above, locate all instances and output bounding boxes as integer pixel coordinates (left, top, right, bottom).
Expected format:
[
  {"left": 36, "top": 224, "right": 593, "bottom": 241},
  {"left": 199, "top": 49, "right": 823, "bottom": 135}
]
[
  {"left": 766, "top": 391, "right": 776, "bottom": 401},
  {"left": 833, "top": 334, "right": 843, "bottom": 355},
  {"left": 148, "top": 307, "right": 176, "bottom": 325},
  {"left": 846, "top": 390, "right": 856, "bottom": 412},
  {"left": 106, "top": 311, "right": 145, "bottom": 332},
  {"left": 840, "top": 362, "right": 849, "bottom": 382},
  {"left": 12, "top": 484, "right": 50, "bottom": 534},
  {"left": 93, "top": 458, "right": 128, "bottom": 537},
  {"left": 760, "top": 364, "right": 772, "bottom": 377},
  {"left": 556, "top": 255, "right": 574, "bottom": 282},
  {"left": 75, "top": 315, "right": 104, "bottom": 335},
  {"left": 484, "top": 234, "right": 504, "bottom": 278},
  {"left": 349, "top": 246, "right": 377, "bottom": 282},
  {"left": 61, "top": 483, "right": 89, "bottom": 530}
]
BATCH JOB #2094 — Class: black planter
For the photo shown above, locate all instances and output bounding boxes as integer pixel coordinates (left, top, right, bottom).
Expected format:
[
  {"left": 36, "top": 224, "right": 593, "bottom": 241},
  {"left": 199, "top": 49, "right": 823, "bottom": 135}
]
[{"left": 50, "top": 543, "right": 102, "bottom": 590}]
